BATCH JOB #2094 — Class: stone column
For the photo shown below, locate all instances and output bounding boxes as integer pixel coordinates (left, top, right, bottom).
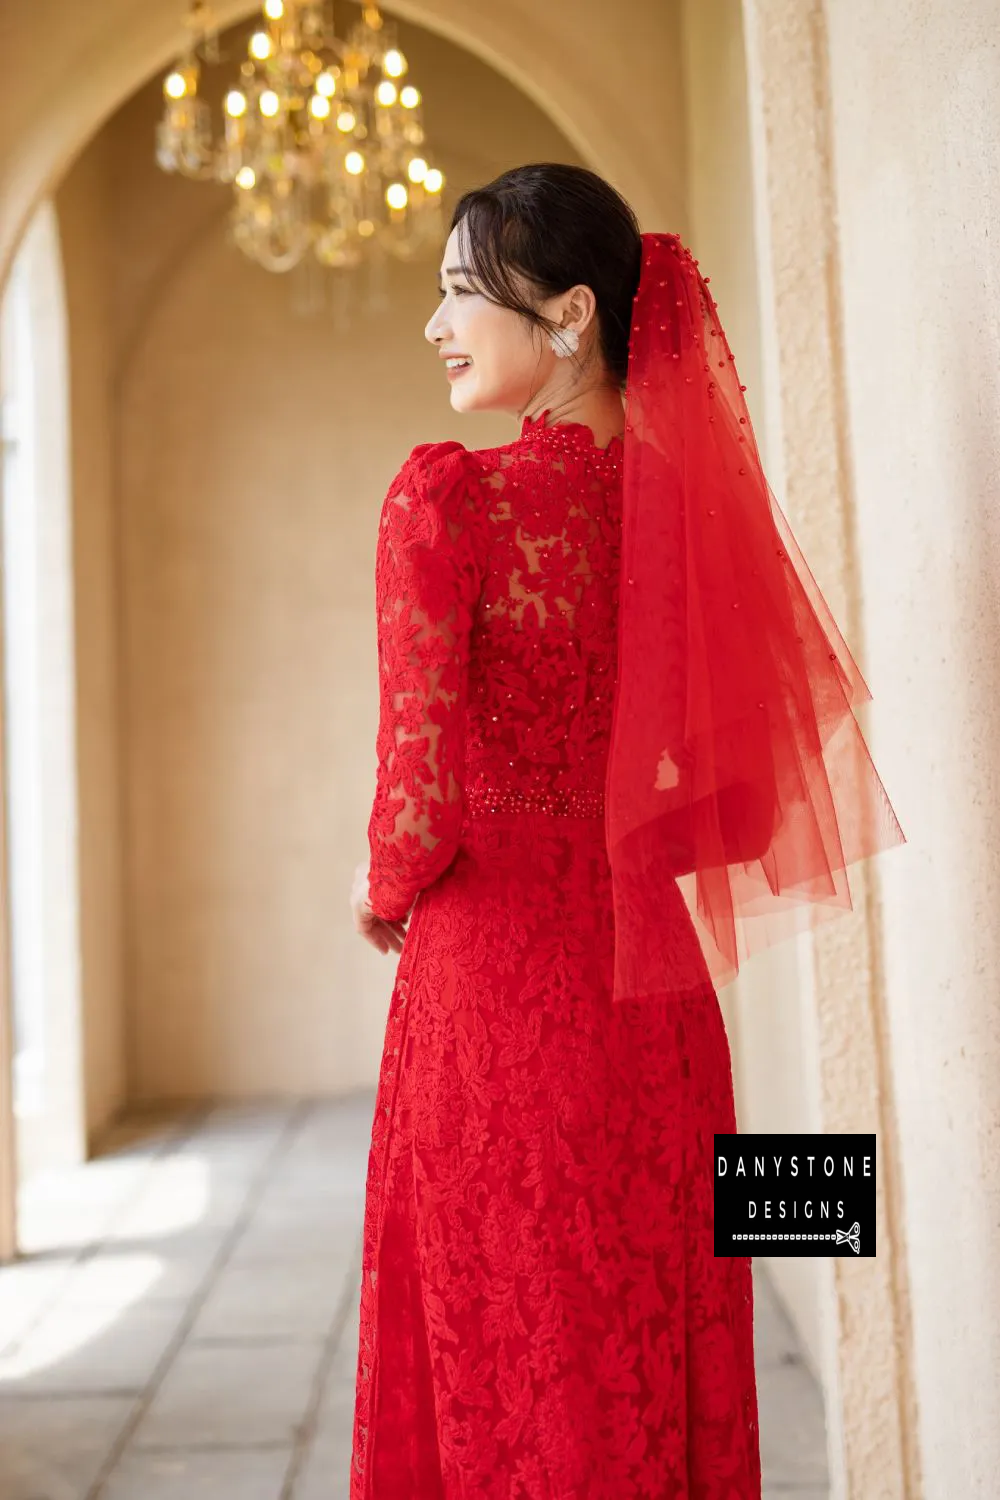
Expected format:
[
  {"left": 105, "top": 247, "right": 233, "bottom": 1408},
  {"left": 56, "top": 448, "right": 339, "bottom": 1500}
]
[{"left": 739, "top": 3, "right": 920, "bottom": 1495}]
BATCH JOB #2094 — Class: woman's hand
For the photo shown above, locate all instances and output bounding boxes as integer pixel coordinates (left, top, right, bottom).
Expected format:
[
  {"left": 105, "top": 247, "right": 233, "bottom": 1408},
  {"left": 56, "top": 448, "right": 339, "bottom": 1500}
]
[{"left": 351, "top": 862, "right": 409, "bottom": 955}]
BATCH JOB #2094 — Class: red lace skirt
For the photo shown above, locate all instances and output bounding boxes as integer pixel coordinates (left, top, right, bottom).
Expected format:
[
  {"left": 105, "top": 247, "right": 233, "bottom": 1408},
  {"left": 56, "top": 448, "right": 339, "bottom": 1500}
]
[{"left": 351, "top": 812, "right": 761, "bottom": 1499}]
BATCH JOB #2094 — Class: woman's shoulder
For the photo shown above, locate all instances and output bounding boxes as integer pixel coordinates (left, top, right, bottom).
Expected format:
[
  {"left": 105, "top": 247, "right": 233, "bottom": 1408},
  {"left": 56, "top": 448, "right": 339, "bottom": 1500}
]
[
  {"left": 383, "top": 441, "right": 492, "bottom": 551},
  {"left": 384, "top": 441, "right": 468, "bottom": 510},
  {"left": 400, "top": 434, "right": 517, "bottom": 471},
  {"left": 391, "top": 436, "right": 519, "bottom": 501},
  {"left": 404, "top": 438, "right": 468, "bottom": 468}
]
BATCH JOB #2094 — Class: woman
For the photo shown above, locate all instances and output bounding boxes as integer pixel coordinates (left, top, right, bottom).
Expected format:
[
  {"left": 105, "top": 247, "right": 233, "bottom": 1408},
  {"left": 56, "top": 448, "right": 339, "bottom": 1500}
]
[{"left": 348, "top": 163, "right": 904, "bottom": 1498}]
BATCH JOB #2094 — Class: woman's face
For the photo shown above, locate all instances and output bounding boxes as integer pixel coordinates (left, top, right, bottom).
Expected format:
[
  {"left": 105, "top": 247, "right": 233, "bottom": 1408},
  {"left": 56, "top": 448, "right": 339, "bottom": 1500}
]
[{"left": 424, "top": 223, "right": 560, "bottom": 418}]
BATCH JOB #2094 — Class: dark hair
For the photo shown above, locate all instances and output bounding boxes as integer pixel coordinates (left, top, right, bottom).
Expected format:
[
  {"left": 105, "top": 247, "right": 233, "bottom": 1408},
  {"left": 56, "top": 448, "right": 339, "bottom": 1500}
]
[{"left": 449, "top": 163, "right": 642, "bottom": 390}]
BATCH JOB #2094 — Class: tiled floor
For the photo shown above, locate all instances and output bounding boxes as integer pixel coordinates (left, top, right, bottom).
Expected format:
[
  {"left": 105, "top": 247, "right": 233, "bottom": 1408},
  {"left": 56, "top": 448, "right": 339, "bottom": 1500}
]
[{"left": 0, "top": 1098, "right": 829, "bottom": 1499}]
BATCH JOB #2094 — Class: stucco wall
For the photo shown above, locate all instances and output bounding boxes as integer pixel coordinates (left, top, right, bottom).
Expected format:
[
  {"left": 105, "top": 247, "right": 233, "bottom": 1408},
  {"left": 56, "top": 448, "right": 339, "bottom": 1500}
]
[
  {"left": 57, "top": 136, "right": 128, "bottom": 1147},
  {"left": 824, "top": 5, "right": 1000, "bottom": 1492},
  {"left": 680, "top": 0, "right": 828, "bottom": 1387}
]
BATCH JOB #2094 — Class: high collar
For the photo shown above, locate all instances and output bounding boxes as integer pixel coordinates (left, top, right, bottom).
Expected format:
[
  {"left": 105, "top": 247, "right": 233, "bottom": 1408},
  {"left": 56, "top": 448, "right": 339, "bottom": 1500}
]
[{"left": 518, "top": 408, "right": 624, "bottom": 456}]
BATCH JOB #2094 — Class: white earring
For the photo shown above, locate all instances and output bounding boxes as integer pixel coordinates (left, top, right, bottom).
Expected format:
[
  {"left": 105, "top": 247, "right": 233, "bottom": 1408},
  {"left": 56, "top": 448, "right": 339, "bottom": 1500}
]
[{"left": 548, "top": 326, "right": 580, "bottom": 358}]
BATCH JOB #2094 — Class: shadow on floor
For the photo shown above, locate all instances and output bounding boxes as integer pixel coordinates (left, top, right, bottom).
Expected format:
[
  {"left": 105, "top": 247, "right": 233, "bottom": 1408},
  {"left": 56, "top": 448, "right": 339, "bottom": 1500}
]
[{"left": 0, "top": 1098, "right": 830, "bottom": 1499}]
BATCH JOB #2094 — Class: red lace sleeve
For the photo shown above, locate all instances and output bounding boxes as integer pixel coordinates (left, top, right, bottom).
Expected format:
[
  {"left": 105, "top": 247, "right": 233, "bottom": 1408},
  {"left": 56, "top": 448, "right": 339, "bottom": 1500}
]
[{"left": 366, "top": 442, "right": 483, "bottom": 923}]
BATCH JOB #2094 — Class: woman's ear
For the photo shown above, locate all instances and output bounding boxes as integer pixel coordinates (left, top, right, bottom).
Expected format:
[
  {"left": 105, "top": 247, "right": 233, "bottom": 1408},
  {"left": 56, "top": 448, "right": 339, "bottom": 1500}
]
[{"left": 565, "top": 284, "right": 599, "bottom": 338}]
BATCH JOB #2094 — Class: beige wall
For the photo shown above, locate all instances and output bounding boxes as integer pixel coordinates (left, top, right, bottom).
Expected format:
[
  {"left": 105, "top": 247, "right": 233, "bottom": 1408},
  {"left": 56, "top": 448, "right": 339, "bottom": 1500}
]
[
  {"left": 824, "top": 5, "right": 1000, "bottom": 1491},
  {"left": 680, "top": 0, "right": 828, "bottom": 1383},
  {"left": 58, "top": 136, "right": 128, "bottom": 1146},
  {"left": 683, "top": 0, "right": 833, "bottom": 1392},
  {"left": 1, "top": 204, "right": 89, "bottom": 1173},
  {"left": 738, "top": 6, "right": 919, "bottom": 1491}
]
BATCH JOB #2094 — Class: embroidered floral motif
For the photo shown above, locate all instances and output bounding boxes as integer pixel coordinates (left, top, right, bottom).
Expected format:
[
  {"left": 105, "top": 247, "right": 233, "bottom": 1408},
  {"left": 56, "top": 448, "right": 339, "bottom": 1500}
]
[{"left": 354, "top": 417, "right": 761, "bottom": 1499}]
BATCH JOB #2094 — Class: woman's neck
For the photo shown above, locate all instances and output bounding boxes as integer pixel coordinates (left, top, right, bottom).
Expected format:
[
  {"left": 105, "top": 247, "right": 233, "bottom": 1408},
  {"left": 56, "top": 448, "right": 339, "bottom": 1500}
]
[{"left": 522, "top": 386, "right": 625, "bottom": 449}]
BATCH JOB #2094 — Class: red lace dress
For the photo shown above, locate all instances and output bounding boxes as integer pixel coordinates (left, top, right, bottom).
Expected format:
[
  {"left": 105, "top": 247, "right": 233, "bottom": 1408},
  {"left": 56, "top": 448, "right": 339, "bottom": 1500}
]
[{"left": 352, "top": 412, "right": 761, "bottom": 1500}]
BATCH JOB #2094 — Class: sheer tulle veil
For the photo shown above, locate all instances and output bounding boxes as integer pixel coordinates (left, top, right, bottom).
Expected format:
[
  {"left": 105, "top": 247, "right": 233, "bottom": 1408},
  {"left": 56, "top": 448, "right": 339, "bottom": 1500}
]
[{"left": 605, "top": 231, "right": 906, "bottom": 1002}]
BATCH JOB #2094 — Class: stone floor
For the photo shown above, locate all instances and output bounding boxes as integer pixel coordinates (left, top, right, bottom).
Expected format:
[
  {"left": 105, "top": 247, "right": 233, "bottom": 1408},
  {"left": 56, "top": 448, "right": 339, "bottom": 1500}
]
[{"left": 0, "top": 1097, "right": 829, "bottom": 1499}]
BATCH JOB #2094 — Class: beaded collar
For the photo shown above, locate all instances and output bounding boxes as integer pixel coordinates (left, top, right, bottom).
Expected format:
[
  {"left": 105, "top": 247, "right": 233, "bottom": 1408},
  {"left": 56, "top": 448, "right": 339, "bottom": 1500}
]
[{"left": 518, "top": 408, "right": 624, "bottom": 468}]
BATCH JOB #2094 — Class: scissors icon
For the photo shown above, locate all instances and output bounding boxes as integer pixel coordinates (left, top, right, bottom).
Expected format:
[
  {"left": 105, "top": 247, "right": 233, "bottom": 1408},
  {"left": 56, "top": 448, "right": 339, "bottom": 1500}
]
[{"left": 835, "top": 1221, "right": 861, "bottom": 1255}]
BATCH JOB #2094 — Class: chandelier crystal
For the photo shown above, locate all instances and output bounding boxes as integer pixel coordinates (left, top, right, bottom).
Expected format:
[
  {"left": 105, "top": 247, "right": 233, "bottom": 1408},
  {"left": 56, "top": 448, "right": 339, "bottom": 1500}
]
[{"left": 156, "top": 0, "right": 447, "bottom": 273}]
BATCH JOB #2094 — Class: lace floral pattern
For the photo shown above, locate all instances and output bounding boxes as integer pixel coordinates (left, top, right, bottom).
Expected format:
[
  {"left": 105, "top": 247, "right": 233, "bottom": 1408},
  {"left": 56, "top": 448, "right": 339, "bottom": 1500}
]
[
  {"left": 366, "top": 440, "right": 487, "bottom": 922},
  {"left": 354, "top": 415, "right": 761, "bottom": 1499}
]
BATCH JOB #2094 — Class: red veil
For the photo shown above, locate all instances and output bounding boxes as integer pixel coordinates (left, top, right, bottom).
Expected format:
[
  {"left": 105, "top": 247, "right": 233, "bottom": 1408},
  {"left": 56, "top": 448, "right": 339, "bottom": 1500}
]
[{"left": 605, "top": 232, "right": 906, "bottom": 1003}]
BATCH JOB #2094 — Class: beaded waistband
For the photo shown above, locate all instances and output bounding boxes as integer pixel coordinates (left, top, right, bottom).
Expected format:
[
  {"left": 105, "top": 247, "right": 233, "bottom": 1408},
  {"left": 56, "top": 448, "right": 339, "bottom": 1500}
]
[{"left": 465, "top": 784, "right": 605, "bottom": 818}]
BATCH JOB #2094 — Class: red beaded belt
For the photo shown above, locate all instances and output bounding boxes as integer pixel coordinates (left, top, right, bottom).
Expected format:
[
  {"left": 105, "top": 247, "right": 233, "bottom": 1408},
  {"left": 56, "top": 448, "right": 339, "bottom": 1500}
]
[{"left": 465, "top": 784, "right": 605, "bottom": 818}]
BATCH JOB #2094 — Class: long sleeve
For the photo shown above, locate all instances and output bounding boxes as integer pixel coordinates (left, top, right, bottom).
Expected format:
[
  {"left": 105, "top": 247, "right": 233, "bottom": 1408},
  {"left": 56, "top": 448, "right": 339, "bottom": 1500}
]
[{"left": 366, "top": 442, "right": 483, "bottom": 923}]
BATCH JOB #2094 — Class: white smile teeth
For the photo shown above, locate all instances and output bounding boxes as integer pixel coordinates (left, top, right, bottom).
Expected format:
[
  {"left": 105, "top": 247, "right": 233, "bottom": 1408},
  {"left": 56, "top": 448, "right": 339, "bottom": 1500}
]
[{"left": 446, "top": 358, "right": 472, "bottom": 369}]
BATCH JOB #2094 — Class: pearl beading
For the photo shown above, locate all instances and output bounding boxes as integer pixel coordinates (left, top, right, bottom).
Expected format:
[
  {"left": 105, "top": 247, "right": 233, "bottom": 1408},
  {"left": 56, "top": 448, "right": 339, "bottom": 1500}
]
[
  {"left": 461, "top": 414, "right": 618, "bottom": 826},
  {"left": 466, "top": 784, "right": 605, "bottom": 818},
  {"left": 516, "top": 413, "right": 624, "bottom": 477}
]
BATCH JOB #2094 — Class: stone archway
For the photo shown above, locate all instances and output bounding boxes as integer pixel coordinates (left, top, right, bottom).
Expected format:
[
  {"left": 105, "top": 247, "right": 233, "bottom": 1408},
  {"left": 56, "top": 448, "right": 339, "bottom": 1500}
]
[{"left": 0, "top": 0, "right": 687, "bottom": 284}]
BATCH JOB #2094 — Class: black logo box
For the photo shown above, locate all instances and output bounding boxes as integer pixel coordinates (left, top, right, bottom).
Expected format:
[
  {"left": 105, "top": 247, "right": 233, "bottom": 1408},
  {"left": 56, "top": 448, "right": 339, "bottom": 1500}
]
[{"left": 714, "top": 1133, "right": 876, "bottom": 1258}]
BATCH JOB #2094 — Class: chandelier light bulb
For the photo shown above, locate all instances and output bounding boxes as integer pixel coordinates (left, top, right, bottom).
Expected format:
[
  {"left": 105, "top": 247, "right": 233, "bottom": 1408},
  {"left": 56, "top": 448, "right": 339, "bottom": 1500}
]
[{"left": 157, "top": 0, "right": 447, "bottom": 273}]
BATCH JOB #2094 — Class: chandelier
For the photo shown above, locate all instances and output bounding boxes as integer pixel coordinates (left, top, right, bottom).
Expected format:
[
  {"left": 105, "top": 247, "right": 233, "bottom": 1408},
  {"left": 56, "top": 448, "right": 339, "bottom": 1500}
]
[{"left": 156, "top": 0, "right": 447, "bottom": 273}]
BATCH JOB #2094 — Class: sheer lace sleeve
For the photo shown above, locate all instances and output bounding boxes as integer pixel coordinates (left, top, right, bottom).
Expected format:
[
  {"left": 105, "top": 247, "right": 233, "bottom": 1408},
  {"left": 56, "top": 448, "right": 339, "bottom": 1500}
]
[{"left": 366, "top": 442, "right": 483, "bottom": 923}]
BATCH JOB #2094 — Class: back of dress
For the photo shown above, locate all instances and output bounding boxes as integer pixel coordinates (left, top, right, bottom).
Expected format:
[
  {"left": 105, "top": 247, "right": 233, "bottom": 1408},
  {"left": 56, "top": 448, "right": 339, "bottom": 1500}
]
[
  {"left": 463, "top": 411, "right": 621, "bottom": 822},
  {"left": 354, "top": 412, "right": 760, "bottom": 1500},
  {"left": 364, "top": 411, "right": 623, "bottom": 926}
]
